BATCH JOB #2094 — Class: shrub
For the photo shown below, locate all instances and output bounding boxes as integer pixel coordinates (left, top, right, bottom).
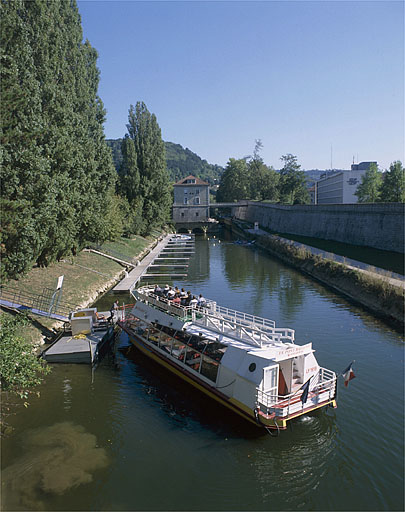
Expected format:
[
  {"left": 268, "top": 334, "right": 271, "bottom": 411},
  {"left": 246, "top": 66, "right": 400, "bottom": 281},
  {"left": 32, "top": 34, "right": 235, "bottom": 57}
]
[{"left": 0, "top": 313, "right": 50, "bottom": 401}]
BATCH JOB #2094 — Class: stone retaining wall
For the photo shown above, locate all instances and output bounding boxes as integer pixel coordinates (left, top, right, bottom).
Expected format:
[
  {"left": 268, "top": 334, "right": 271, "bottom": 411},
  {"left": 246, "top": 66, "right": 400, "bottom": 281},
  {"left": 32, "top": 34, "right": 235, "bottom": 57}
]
[{"left": 232, "top": 202, "right": 404, "bottom": 254}]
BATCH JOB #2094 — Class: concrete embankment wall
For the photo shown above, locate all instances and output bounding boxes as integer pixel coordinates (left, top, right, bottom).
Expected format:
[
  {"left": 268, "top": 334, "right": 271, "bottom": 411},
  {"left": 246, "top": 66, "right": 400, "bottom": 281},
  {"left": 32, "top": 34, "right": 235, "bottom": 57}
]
[{"left": 232, "top": 203, "right": 404, "bottom": 254}]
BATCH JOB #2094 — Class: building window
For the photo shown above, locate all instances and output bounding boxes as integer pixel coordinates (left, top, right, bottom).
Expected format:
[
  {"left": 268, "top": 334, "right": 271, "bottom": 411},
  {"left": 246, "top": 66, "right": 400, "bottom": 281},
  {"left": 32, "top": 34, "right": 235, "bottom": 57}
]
[
  {"left": 196, "top": 212, "right": 199, "bottom": 217},
  {"left": 195, "top": 197, "right": 200, "bottom": 205},
  {"left": 181, "top": 212, "right": 184, "bottom": 217},
  {"left": 184, "top": 198, "right": 188, "bottom": 205}
]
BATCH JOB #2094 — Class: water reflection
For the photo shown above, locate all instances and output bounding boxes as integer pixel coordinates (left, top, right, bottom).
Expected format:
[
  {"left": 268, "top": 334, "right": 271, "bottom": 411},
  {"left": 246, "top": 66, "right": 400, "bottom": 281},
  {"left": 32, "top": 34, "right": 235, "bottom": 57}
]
[
  {"left": 277, "top": 272, "right": 307, "bottom": 320},
  {"left": 2, "top": 422, "right": 109, "bottom": 511}
]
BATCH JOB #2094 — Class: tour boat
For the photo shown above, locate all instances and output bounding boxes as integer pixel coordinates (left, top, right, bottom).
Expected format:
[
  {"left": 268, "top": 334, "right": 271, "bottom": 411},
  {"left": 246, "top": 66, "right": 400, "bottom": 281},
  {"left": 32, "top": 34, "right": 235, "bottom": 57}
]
[{"left": 119, "top": 286, "right": 337, "bottom": 431}]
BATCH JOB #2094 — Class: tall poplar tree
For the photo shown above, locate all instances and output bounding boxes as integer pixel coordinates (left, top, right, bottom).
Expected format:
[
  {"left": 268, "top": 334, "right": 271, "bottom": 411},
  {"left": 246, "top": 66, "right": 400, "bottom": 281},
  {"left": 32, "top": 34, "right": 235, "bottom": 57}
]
[
  {"left": 1, "top": 0, "right": 116, "bottom": 278},
  {"left": 125, "top": 102, "right": 171, "bottom": 234}
]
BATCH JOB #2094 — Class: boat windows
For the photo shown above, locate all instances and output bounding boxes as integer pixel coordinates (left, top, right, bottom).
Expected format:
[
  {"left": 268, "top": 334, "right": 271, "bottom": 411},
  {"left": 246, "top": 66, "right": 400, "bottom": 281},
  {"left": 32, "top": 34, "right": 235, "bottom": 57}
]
[
  {"left": 171, "top": 339, "right": 186, "bottom": 361},
  {"left": 185, "top": 348, "right": 201, "bottom": 372},
  {"left": 147, "top": 327, "right": 161, "bottom": 346},
  {"left": 158, "top": 333, "right": 173, "bottom": 353},
  {"left": 203, "top": 341, "right": 227, "bottom": 362},
  {"left": 200, "top": 355, "right": 219, "bottom": 382}
]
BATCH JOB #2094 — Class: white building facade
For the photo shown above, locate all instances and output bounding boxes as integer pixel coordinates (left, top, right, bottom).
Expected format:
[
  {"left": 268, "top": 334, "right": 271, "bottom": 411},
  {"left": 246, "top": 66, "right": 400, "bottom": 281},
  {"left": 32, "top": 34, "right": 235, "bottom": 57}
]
[{"left": 315, "top": 162, "right": 376, "bottom": 204}]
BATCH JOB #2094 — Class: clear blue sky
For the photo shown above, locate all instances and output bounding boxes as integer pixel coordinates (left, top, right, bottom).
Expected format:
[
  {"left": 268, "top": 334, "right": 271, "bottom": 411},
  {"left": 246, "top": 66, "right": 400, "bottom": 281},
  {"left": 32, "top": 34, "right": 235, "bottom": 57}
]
[{"left": 78, "top": 0, "right": 404, "bottom": 170}]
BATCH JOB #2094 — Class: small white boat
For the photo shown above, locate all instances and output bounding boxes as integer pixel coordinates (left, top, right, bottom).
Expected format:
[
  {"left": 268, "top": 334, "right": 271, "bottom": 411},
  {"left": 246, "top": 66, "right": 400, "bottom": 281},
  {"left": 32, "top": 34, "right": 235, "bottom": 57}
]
[
  {"left": 119, "top": 286, "right": 337, "bottom": 431},
  {"left": 171, "top": 234, "right": 193, "bottom": 241}
]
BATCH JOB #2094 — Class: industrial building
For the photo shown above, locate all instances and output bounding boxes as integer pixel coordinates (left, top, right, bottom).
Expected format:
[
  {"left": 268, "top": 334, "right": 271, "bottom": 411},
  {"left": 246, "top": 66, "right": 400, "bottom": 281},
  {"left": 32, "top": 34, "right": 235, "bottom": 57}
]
[{"left": 314, "top": 162, "right": 376, "bottom": 204}]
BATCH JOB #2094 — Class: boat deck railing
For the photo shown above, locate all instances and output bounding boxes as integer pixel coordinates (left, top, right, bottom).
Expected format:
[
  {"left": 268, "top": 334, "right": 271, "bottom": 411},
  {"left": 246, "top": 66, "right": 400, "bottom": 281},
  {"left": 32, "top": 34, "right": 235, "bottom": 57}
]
[
  {"left": 133, "top": 286, "right": 295, "bottom": 347},
  {"left": 256, "top": 367, "right": 336, "bottom": 418}
]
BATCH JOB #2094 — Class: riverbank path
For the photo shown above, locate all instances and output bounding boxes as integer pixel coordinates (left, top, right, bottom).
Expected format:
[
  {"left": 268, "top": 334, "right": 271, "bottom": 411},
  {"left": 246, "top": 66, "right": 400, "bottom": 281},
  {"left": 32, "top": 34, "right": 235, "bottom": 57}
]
[{"left": 113, "top": 234, "right": 179, "bottom": 292}]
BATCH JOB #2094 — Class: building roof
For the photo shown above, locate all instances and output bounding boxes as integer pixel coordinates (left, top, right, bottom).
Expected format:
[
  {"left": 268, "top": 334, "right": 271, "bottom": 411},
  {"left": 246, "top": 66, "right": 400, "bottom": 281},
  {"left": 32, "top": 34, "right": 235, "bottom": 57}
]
[{"left": 174, "top": 175, "right": 209, "bottom": 186}]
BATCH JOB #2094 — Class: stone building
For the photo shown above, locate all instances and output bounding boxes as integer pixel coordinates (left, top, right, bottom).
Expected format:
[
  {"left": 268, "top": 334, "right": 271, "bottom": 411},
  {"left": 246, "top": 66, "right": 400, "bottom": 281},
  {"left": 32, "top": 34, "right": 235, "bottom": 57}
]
[{"left": 172, "top": 175, "right": 210, "bottom": 223}]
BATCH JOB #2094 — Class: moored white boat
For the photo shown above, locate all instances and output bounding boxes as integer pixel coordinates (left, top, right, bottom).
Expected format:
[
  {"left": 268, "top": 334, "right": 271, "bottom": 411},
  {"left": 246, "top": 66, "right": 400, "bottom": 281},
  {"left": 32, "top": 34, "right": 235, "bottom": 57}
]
[{"left": 119, "top": 285, "right": 337, "bottom": 431}]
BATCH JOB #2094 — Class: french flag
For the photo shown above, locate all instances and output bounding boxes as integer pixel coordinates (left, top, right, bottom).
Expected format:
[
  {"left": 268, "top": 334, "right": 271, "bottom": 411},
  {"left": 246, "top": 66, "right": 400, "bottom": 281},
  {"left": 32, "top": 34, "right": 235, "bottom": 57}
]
[{"left": 342, "top": 362, "right": 356, "bottom": 387}]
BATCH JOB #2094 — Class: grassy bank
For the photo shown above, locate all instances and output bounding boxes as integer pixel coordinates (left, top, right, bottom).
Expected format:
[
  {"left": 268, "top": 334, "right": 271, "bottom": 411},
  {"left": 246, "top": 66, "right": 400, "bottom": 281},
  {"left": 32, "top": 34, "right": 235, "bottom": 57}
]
[
  {"left": 226, "top": 220, "right": 404, "bottom": 329},
  {"left": 0, "top": 235, "right": 155, "bottom": 347}
]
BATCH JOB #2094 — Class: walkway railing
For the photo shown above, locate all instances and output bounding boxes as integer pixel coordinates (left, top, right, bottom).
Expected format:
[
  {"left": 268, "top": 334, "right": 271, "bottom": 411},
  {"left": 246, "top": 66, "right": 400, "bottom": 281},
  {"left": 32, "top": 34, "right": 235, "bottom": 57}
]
[
  {"left": 132, "top": 286, "right": 295, "bottom": 346},
  {"left": 256, "top": 367, "right": 336, "bottom": 417},
  {"left": 0, "top": 285, "right": 76, "bottom": 321}
]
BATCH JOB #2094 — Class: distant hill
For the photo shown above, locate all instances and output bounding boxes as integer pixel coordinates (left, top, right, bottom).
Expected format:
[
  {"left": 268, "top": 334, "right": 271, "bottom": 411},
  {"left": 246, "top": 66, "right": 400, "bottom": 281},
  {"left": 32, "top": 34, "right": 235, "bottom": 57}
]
[{"left": 106, "top": 139, "right": 223, "bottom": 185}]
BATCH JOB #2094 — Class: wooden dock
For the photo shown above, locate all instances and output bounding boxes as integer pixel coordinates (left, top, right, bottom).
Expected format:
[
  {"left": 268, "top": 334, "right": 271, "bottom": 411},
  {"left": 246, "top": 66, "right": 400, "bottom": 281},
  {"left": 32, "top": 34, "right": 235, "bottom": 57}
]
[{"left": 113, "top": 234, "right": 195, "bottom": 292}]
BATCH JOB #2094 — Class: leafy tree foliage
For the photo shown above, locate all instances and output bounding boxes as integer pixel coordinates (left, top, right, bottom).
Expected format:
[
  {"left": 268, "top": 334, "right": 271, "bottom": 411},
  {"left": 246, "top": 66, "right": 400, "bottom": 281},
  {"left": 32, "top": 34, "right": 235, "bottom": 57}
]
[
  {"left": 1, "top": 0, "right": 116, "bottom": 279},
  {"left": 248, "top": 140, "right": 279, "bottom": 201},
  {"left": 279, "top": 154, "right": 310, "bottom": 204},
  {"left": 165, "top": 142, "right": 223, "bottom": 184},
  {"left": 216, "top": 158, "right": 250, "bottom": 202},
  {"left": 380, "top": 161, "right": 405, "bottom": 202},
  {"left": 0, "top": 313, "right": 50, "bottom": 400},
  {"left": 120, "top": 102, "right": 171, "bottom": 235},
  {"left": 107, "top": 139, "right": 224, "bottom": 185},
  {"left": 355, "top": 163, "right": 383, "bottom": 203}
]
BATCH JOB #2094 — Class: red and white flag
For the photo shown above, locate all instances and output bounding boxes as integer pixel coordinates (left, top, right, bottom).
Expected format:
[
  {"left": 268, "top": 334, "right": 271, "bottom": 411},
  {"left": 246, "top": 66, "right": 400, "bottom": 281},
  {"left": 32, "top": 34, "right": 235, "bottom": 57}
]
[{"left": 342, "top": 362, "right": 356, "bottom": 387}]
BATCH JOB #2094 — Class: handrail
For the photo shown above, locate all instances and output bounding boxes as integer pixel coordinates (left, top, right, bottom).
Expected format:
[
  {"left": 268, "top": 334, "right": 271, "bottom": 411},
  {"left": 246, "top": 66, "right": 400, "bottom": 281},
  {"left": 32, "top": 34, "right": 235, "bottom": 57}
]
[
  {"left": 0, "top": 285, "right": 76, "bottom": 318},
  {"left": 133, "top": 285, "right": 295, "bottom": 344},
  {"left": 256, "top": 367, "right": 337, "bottom": 416}
]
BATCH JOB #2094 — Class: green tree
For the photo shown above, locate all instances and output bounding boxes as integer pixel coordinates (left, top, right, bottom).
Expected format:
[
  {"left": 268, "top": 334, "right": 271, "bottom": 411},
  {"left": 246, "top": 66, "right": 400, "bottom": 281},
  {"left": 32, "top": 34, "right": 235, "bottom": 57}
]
[
  {"left": 380, "top": 161, "right": 405, "bottom": 202},
  {"left": 125, "top": 102, "right": 172, "bottom": 234},
  {"left": 0, "top": 0, "right": 116, "bottom": 278},
  {"left": 217, "top": 158, "right": 249, "bottom": 202},
  {"left": 0, "top": 313, "right": 50, "bottom": 401},
  {"left": 355, "top": 163, "right": 383, "bottom": 203},
  {"left": 118, "top": 135, "right": 140, "bottom": 203},
  {"left": 279, "top": 154, "right": 310, "bottom": 204}
]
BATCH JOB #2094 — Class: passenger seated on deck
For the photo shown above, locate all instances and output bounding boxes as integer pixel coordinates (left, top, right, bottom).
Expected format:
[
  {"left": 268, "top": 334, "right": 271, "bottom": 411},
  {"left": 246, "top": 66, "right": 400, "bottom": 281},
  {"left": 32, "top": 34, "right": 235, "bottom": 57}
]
[
  {"left": 167, "top": 287, "right": 175, "bottom": 299},
  {"left": 174, "top": 286, "right": 180, "bottom": 297},
  {"left": 180, "top": 288, "right": 187, "bottom": 305},
  {"left": 184, "top": 292, "right": 192, "bottom": 306},
  {"left": 163, "top": 284, "right": 170, "bottom": 297},
  {"left": 189, "top": 296, "right": 198, "bottom": 308},
  {"left": 197, "top": 294, "right": 206, "bottom": 307},
  {"left": 154, "top": 284, "right": 163, "bottom": 297},
  {"left": 172, "top": 296, "right": 181, "bottom": 305}
]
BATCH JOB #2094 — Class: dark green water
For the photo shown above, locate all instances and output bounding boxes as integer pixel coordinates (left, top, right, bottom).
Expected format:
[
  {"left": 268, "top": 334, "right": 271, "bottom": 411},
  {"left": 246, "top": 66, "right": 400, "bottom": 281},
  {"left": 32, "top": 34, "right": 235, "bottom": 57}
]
[{"left": 2, "top": 232, "right": 404, "bottom": 511}]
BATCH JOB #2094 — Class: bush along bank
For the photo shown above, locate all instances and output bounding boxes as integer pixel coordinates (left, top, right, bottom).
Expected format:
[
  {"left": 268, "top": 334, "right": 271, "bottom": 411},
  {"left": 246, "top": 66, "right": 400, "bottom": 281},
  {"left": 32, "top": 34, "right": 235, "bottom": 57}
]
[{"left": 225, "top": 220, "right": 404, "bottom": 329}]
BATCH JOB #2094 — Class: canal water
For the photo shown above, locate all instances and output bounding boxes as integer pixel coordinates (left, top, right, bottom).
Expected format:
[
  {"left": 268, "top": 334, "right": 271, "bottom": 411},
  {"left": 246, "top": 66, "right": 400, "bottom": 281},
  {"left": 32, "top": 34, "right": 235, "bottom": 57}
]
[{"left": 2, "top": 231, "right": 404, "bottom": 511}]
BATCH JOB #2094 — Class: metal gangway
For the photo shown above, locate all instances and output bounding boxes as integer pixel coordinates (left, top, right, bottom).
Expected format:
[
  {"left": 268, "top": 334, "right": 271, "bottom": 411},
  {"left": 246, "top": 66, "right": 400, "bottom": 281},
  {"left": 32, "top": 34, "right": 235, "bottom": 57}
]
[
  {"left": 133, "top": 286, "right": 295, "bottom": 347},
  {"left": 0, "top": 283, "right": 75, "bottom": 322}
]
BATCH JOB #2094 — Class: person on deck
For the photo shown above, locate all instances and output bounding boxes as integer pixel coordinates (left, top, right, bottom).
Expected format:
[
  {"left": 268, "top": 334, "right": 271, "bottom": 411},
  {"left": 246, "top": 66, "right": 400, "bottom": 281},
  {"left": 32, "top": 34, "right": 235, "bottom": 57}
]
[
  {"left": 180, "top": 288, "right": 187, "bottom": 305},
  {"left": 189, "top": 296, "right": 198, "bottom": 308},
  {"left": 163, "top": 284, "right": 170, "bottom": 297},
  {"left": 109, "top": 300, "right": 119, "bottom": 322},
  {"left": 197, "top": 294, "right": 206, "bottom": 307}
]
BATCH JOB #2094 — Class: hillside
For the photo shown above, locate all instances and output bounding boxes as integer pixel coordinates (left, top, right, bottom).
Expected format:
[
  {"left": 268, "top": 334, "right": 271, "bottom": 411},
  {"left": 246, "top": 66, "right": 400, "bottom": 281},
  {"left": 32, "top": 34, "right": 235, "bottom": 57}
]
[{"left": 106, "top": 139, "right": 223, "bottom": 185}]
